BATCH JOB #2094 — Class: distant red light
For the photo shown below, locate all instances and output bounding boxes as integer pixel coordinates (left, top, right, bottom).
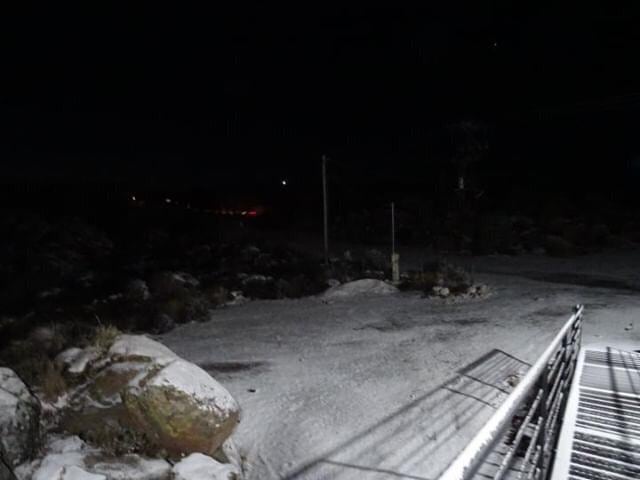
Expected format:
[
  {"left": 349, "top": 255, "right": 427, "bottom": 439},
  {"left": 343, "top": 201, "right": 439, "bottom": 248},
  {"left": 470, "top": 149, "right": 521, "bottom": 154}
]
[{"left": 247, "top": 210, "right": 257, "bottom": 217}]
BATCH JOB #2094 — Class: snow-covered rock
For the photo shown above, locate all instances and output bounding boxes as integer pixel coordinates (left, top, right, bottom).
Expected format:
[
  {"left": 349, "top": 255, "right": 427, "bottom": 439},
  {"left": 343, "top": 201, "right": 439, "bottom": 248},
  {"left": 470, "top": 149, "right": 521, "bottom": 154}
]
[
  {"left": 84, "top": 454, "right": 171, "bottom": 480},
  {"left": 326, "top": 278, "right": 340, "bottom": 288},
  {"left": 56, "top": 348, "right": 101, "bottom": 376},
  {"left": 0, "top": 368, "right": 41, "bottom": 467},
  {"left": 27, "top": 452, "right": 90, "bottom": 480},
  {"left": 55, "top": 348, "right": 84, "bottom": 368},
  {"left": 48, "top": 437, "right": 87, "bottom": 455},
  {"left": 108, "top": 335, "right": 177, "bottom": 365},
  {"left": 172, "top": 453, "right": 240, "bottom": 480},
  {"left": 16, "top": 435, "right": 171, "bottom": 480},
  {"left": 323, "top": 279, "right": 398, "bottom": 299},
  {"left": 123, "top": 359, "right": 240, "bottom": 457},
  {"left": 60, "top": 361, "right": 154, "bottom": 453},
  {"left": 240, "top": 274, "right": 271, "bottom": 285},
  {"left": 215, "top": 439, "right": 242, "bottom": 474},
  {"left": 172, "top": 272, "right": 200, "bottom": 288},
  {"left": 62, "top": 335, "right": 239, "bottom": 459},
  {"left": 226, "top": 291, "right": 247, "bottom": 306},
  {"left": 15, "top": 434, "right": 91, "bottom": 479},
  {"left": 55, "top": 465, "right": 105, "bottom": 480}
]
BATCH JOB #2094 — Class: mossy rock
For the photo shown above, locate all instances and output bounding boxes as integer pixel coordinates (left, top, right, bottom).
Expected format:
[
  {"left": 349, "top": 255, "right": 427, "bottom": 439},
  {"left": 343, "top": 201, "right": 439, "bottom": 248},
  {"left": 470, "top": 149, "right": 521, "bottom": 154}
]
[
  {"left": 61, "top": 361, "right": 158, "bottom": 454},
  {"left": 0, "top": 368, "right": 41, "bottom": 467},
  {"left": 122, "top": 360, "right": 240, "bottom": 458}
]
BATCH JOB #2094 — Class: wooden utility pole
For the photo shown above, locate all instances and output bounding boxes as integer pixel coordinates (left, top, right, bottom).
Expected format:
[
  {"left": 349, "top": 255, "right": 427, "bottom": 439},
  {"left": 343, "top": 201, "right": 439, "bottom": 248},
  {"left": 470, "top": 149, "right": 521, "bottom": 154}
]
[
  {"left": 391, "top": 201, "right": 400, "bottom": 284},
  {"left": 391, "top": 201, "right": 395, "bottom": 255},
  {"left": 322, "top": 155, "right": 329, "bottom": 264}
]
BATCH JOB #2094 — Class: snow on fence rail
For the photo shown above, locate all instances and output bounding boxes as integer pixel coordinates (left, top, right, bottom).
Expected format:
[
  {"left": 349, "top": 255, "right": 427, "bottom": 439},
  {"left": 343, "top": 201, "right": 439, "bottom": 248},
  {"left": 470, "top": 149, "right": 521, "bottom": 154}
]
[{"left": 440, "top": 304, "right": 584, "bottom": 480}]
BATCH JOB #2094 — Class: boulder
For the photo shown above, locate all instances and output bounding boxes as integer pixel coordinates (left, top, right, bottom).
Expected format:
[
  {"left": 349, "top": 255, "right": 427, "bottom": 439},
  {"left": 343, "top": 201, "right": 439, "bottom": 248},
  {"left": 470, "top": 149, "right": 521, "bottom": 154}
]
[
  {"left": 172, "top": 453, "right": 241, "bottom": 480},
  {"left": 0, "top": 368, "right": 41, "bottom": 466},
  {"left": 62, "top": 336, "right": 239, "bottom": 459},
  {"left": 123, "top": 359, "right": 240, "bottom": 457}
]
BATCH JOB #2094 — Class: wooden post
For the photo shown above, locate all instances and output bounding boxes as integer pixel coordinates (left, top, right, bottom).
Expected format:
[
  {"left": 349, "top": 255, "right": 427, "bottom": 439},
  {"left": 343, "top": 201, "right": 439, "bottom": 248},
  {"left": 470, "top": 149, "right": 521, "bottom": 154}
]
[
  {"left": 322, "top": 155, "right": 329, "bottom": 265},
  {"left": 391, "top": 202, "right": 400, "bottom": 284}
]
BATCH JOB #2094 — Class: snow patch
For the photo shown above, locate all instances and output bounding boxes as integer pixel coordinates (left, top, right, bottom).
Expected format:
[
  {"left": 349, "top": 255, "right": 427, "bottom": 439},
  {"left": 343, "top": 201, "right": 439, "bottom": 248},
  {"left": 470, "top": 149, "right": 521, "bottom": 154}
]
[
  {"left": 173, "top": 272, "right": 200, "bottom": 287},
  {"left": 147, "top": 359, "right": 238, "bottom": 415},
  {"left": 172, "top": 453, "right": 239, "bottom": 480},
  {"left": 60, "top": 465, "right": 106, "bottom": 480},
  {"left": 108, "top": 335, "right": 177, "bottom": 364},
  {"left": 29, "top": 452, "right": 87, "bottom": 480},
  {"left": 67, "top": 348, "right": 100, "bottom": 375},
  {"left": 322, "top": 278, "right": 398, "bottom": 299},
  {"left": 48, "top": 435, "right": 87, "bottom": 454},
  {"left": 38, "top": 287, "right": 63, "bottom": 299},
  {"left": 56, "top": 348, "right": 84, "bottom": 367},
  {"left": 87, "top": 454, "right": 171, "bottom": 480}
]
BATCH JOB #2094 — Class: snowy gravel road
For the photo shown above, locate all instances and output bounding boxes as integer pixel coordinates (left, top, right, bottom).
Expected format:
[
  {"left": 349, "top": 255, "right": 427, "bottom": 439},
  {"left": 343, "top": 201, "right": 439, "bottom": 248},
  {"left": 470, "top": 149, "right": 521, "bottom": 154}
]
[{"left": 160, "top": 252, "right": 640, "bottom": 479}]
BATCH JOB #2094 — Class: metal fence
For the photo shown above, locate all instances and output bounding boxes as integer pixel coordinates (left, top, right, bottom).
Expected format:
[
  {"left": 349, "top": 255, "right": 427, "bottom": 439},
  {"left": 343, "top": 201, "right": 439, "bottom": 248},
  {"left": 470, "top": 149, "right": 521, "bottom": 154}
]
[{"left": 441, "top": 305, "right": 584, "bottom": 480}]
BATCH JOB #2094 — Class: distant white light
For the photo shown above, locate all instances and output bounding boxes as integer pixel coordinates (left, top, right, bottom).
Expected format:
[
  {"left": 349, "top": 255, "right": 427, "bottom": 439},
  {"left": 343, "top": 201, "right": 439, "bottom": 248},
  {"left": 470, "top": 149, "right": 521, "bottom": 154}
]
[
  {"left": 492, "top": 41, "right": 498, "bottom": 47},
  {"left": 281, "top": 179, "right": 287, "bottom": 186},
  {"left": 165, "top": 198, "right": 171, "bottom": 204},
  {"left": 131, "top": 195, "right": 136, "bottom": 201}
]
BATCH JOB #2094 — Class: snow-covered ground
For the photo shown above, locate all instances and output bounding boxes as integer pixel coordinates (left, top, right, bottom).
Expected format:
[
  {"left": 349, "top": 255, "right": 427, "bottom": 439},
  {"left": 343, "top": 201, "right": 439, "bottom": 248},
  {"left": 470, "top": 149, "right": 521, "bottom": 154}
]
[{"left": 160, "top": 251, "right": 640, "bottom": 479}]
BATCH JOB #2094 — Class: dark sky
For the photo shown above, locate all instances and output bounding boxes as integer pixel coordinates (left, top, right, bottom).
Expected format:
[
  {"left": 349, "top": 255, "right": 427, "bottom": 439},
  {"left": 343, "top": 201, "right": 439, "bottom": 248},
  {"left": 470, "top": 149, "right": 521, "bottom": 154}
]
[{"left": 3, "top": 4, "right": 640, "bottom": 188}]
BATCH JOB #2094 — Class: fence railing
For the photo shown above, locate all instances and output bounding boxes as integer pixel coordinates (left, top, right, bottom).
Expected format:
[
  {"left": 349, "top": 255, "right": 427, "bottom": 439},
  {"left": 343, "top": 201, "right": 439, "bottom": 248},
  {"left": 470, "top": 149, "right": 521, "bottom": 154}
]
[{"left": 440, "top": 304, "right": 584, "bottom": 480}]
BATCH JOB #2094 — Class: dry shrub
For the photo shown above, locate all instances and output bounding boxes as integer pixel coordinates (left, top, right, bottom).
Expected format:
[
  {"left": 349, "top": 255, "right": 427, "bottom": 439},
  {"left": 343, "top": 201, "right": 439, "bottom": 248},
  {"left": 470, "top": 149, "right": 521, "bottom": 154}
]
[
  {"left": 93, "top": 324, "right": 121, "bottom": 353},
  {"left": 402, "top": 260, "right": 473, "bottom": 294},
  {"left": 401, "top": 270, "right": 441, "bottom": 291},
  {"left": 39, "top": 359, "right": 67, "bottom": 402},
  {"left": 156, "top": 293, "right": 211, "bottom": 323},
  {"left": 544, "top": 235, "right": 575, "bottom": 257},
  {"left": 147, "top": 272, "right": 186, "bottom": 298},
  {"left": 28, "top": 324, "right": 66, "bottom": 356},
  {"left": 1, "top": 340, "right": 44, "bottom": 387},
  {"left": 203, "top": 284, "right": 230, "bottom": 306},
  {"left": 0, "top": 339, "right": 67, "bottom": 401}
]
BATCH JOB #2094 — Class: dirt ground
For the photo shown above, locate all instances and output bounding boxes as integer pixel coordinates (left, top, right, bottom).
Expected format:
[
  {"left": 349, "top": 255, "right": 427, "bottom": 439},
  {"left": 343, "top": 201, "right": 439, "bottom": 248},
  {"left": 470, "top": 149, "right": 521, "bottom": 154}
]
[{"left": 160, "top": 250, "right": 640, "bottom": 479}]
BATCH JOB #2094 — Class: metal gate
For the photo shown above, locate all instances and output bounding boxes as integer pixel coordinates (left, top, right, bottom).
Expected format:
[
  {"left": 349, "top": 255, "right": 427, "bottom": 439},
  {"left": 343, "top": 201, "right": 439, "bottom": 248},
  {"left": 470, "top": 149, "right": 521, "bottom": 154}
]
[{"left": 440, "top": 305, "right": 584, "bottom": 480}]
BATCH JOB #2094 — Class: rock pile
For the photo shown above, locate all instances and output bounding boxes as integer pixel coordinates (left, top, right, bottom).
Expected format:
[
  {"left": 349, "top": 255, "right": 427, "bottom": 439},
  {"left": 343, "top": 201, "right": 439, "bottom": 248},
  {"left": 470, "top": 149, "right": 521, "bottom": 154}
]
[{"left": 1, "top": 335, "right": 244, "bottom": 479}]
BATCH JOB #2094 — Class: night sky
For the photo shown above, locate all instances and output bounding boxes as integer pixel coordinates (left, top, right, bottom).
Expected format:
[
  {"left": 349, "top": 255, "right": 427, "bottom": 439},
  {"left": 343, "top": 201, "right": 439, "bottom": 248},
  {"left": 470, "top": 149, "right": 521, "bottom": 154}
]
[{"left": 3, "top": 4, "right": 640, "bottom": 191}]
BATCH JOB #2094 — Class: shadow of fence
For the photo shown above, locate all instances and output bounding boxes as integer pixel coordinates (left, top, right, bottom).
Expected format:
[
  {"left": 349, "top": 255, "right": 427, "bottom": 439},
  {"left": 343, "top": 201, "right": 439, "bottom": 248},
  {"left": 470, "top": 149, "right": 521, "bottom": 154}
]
[{"left": 283, "top": 349, "right": 530, "bottom": 480}]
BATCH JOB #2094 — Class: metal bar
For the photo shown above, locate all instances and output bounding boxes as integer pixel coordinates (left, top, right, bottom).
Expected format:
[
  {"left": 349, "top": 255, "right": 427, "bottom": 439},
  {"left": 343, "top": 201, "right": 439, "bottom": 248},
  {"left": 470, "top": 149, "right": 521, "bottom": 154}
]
[{"left": 494, "top": 392, "right": 543, "bottom": 480}]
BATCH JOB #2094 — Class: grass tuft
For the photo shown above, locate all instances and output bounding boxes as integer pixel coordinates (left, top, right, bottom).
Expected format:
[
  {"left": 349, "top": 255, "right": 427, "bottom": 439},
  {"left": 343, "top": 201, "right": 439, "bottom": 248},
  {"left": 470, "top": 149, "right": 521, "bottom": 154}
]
[{"left": 92, "top": 324, "right": 121, "bottom": 353}]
